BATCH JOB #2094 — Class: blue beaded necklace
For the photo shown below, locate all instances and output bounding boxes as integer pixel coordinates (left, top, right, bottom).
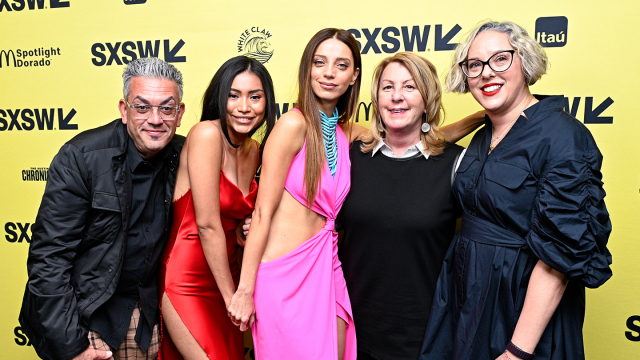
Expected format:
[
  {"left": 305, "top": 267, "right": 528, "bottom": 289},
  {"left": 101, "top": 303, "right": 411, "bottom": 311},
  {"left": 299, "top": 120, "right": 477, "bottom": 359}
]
[{"left": 319, "top": 107, "right": 339, "bottom": 177}]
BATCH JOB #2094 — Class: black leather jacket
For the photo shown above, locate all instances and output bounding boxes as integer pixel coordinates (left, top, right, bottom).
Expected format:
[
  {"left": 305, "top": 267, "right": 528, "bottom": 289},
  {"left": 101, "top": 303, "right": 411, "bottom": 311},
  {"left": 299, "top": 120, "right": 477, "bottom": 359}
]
[{"left": 19, "top": 119, "right": 184, "bottom": 360}]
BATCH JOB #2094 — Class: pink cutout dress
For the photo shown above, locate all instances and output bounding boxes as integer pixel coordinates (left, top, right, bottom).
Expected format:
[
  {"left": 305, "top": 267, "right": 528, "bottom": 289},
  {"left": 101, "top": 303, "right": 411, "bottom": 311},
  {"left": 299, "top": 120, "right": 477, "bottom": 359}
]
[{"left": 251, "top": 112, "right": 356, "bottom": 360}]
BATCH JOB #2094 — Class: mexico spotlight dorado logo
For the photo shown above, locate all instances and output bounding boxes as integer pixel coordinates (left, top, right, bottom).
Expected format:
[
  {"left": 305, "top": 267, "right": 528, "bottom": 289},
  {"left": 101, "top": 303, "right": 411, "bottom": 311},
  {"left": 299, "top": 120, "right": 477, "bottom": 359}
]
[
  {"left": 0, "top": 47, "right": 61, "bottom": 68},
  {"left": 237, "top": 27, "right": 274, "bottom": 64}
]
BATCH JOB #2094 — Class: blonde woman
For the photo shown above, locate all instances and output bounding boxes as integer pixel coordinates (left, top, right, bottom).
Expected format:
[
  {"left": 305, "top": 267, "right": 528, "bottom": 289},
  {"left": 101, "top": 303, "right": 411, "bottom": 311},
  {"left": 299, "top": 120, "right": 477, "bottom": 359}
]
[
  {"left": 420, "top": 21, "right": 611, "bottom": 360},
  {"left": 339, "top": 52, "right": 482, "bottom": 360}
]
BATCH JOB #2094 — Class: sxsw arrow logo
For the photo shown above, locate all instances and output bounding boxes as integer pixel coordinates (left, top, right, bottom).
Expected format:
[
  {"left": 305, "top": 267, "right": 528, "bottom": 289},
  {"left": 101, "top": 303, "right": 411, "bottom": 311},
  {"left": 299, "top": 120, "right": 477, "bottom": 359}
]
[
  {"left": 348, "top": 24, "right": 461, "bottom": 54},
  {"left": 91, "top": 39, "right": 186, "bottom": 66},
  {"left": 564, "top": 97, "right": 614, "bottom": 124}
]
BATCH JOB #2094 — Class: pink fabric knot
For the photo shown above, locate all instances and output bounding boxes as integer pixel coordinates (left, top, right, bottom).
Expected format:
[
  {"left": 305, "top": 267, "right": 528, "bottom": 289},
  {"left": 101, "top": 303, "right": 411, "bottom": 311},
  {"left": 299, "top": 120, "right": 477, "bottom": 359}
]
[{"left": 324, "top": 218, "right": 336, "bottom": 231}]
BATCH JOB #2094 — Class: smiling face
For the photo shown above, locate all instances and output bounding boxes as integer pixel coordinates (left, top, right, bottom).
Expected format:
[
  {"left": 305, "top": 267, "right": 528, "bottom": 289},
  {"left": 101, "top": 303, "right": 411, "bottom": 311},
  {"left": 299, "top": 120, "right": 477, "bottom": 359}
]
[
  {"left": 225, "top": 71, "right": 266, "bottom": 140},
  {"left": 119, "top": 77, "right": 184, "bottom": 159},
  {"left": 467, "top": 31, "right": 529, "bottom": 117},
  {"left": 310, "top": 38, "right": 360, "bottom": 114},
  {"left": 377, "top": 61, "right": 426, "bottom": 136}
]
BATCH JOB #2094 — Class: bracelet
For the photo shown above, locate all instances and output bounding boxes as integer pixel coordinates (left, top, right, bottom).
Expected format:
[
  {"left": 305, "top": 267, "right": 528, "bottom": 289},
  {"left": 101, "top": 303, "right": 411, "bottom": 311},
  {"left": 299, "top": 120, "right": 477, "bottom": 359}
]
[
  {"left": 504, "top": 350, "right": 513, "bottom": 360},
  {"left": 506, "top": 341, "right": 534, "bottom": 360}
]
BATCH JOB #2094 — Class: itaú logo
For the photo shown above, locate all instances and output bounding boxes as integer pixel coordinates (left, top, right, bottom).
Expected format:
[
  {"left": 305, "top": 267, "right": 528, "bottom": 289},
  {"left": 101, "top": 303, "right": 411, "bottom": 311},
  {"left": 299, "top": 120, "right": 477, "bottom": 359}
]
[{"left": 535, "top": 16, "right": 568, "bottom": 47}]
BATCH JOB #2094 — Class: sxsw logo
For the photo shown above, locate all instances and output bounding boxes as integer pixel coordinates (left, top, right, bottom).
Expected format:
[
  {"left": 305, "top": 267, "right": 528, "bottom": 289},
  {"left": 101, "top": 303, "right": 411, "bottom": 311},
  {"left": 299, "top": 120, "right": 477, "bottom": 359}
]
[
  {"left": 0, "top": 108, "right": 77, "bottom": 131},
  {"left": 0, "top": 0, "right": 69, "bottom": 11},
  {"left": 627, "top": 315, "right": 640, "bottom": 341},
  {"left": 5, "top": 222, "right": 33, "bottom": 243},
  {"left": 347, "top": 24, "right": 461, "bottom": 54},
  {"left": 564, "top": 96, "right": 614, "bottom": 124},
  {"left": 123, "top": 0, "right": 146, "bottom": 4},
  {"left": 91, "top": 39, "right": 186, "bottom": 66},
  {"left": 14, "top": 327, "right": 31, "bottom": 346},
  {"left": 535, "top": 16, "right": 567, "bottom": 47}
]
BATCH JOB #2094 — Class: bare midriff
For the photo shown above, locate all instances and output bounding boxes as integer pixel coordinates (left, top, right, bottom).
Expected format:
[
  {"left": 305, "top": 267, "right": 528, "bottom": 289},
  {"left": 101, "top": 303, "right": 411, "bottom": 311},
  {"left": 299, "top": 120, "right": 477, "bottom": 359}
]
[{"left": 261, "top": 190, "right": 326, "bottom": 263}]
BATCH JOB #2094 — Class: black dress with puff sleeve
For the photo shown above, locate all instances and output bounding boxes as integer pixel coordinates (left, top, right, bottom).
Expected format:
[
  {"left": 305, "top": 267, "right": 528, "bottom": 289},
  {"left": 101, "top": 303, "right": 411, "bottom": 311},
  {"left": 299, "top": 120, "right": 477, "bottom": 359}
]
[{"left": 420, "top": 95, "right": 612, "bottom": 360}]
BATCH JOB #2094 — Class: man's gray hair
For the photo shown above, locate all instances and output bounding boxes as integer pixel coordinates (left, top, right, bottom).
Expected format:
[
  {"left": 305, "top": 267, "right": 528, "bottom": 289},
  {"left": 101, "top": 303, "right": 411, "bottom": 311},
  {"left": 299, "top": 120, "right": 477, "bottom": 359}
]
[{"left": 122, "top": 57, "right": 184, "bottom": 100}]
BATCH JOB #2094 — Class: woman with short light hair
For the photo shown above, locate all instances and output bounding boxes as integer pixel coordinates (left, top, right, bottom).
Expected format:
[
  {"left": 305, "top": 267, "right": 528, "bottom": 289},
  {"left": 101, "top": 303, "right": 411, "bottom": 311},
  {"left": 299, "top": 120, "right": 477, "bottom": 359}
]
[{"left": 420, "top": 20, "right": 612, "bottom": 360}]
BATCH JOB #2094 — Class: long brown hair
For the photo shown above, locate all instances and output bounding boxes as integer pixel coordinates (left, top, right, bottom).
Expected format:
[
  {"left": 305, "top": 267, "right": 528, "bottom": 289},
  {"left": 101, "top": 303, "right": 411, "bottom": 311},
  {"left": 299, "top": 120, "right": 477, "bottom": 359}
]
[
  {"left": 297, "top": 28, "right": 362, "bottom": 206},
  {"left": 361, "top": 52, "right": 446, "bottom": 156}
]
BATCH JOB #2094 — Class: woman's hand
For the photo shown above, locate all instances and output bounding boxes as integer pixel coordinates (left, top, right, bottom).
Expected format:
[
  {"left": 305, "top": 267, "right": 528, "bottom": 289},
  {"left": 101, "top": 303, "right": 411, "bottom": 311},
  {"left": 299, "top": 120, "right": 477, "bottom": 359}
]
[{"left": 228, "top": 286, "right": 255, "bottom": 332}]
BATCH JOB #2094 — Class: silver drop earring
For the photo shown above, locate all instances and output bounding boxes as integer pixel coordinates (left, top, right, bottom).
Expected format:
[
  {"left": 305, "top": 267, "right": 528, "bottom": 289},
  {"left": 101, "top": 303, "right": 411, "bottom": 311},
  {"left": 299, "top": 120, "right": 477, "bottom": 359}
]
[
  {"left": 377, "top": 121, "right": 385, "bottom": 133},
  {"left": 421, "top": 122, "right": 431, "bottom": 133}
]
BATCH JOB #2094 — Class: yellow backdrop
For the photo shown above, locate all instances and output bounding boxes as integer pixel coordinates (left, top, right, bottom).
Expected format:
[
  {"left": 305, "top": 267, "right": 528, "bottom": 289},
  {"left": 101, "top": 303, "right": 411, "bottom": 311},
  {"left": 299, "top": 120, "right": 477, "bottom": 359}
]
[{"left": 1, "top": 1, "right": 638, "bottom": 359}]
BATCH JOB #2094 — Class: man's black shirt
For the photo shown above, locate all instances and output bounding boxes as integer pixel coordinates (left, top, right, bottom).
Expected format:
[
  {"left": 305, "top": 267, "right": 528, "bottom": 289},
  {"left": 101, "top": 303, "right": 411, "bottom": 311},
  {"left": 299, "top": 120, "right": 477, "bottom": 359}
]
[{"left": 90, "top": 137, "right": 170, "bottom": 351}]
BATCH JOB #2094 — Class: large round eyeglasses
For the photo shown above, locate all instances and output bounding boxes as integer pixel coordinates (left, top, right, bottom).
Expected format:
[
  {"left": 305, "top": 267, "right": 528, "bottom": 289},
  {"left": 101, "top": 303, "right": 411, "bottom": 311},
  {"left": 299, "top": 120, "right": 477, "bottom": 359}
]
[
  {"left": 459, "top": 50, "right": 516, "bottom": 78},
  {"left": 126, "top": 101, "right": 180, "bottom": 121}
]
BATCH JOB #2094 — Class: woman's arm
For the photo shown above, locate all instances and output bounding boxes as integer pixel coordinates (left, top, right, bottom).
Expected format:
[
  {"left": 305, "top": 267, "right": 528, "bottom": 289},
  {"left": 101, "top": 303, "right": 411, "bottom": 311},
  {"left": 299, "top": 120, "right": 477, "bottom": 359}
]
[
  {"left": 441, "top": 110, "right": 485, "bottom": 143},
  {"left": 187, "top": 122, "right": 237, "bottom": 308},
  {"left": 341, "top": 121, "right": 369, "bottom": 143},
  {"left": 497, "top": 260, "right": 568, "bottom": 360},
  {"left": 228, "top": 111, "right": 307, "bottom": 331}
]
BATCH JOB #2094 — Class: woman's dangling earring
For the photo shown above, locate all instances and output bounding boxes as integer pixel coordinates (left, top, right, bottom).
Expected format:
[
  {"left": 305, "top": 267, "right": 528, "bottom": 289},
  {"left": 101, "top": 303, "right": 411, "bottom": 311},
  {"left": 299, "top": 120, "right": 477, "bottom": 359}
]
[
  {"left": 377, "top": 120, "right": 385, "bottom": 133},
  {"left": 421, "top": 112, "right": 430, "bottom": 133}
]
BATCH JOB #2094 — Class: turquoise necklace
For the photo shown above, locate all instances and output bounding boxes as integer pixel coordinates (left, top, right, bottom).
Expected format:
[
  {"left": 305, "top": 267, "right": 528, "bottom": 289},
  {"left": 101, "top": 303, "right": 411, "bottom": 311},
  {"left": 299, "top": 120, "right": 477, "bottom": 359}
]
[{"left": 319, "top": 107, "right": 339, "bottom": 177}]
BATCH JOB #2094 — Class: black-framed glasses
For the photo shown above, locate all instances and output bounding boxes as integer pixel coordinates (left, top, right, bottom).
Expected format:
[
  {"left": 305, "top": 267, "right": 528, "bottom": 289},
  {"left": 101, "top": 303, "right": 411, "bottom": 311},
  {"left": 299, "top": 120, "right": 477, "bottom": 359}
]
[
  {"left": 126, "top": 100, "right": 181, "bottom": 121},
  {"left": 459, "top": 50, "right": 516, "bottom": 78}
]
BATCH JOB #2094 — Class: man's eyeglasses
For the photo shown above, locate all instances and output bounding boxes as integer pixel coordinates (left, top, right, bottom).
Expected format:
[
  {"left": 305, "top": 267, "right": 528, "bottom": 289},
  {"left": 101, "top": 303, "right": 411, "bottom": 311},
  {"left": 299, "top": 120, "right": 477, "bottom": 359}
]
[
  {"left": 126, "top": 101, "right": 180, "bottom": 121},
  {"left": 459, "top": 50, "right": 516, "bottom": 78}
]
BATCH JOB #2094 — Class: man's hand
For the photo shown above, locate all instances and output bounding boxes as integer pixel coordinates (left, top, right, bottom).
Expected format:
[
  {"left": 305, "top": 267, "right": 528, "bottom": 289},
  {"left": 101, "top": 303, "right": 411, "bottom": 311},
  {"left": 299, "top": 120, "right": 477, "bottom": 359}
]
[
  {"left": 69, "top": 346, "right": 113, "bottom": 360},
  {"left": 236, "top": 213, "right": 252, "bottom": 248},
  {"left": 242, "top": 214, "right": 252, "bottom": 239}
]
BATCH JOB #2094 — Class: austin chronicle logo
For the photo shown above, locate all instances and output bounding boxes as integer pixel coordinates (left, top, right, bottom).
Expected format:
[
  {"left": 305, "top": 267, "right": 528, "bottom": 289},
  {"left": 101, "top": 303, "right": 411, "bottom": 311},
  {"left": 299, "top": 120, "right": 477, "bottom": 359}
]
[
  {"left": 535, "top": 16, "right": 567, "bottom": 47},
  {"left": 237, "top": 27, "right": 274, "bottom": 64}
]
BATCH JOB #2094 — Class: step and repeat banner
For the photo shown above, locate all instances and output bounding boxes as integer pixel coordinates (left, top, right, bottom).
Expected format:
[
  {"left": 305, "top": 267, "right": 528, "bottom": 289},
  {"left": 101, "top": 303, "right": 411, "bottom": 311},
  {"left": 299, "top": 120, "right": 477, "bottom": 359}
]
[{"left": 1, "top": 1, "right": 637, "bottom": 359}]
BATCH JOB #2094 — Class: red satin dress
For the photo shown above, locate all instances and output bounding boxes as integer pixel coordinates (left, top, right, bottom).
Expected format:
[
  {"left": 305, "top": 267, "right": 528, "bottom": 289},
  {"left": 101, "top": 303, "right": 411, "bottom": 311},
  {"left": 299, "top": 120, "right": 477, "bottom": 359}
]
[{"left": 158, "top": 171, "right": 257, "bottom": 360}]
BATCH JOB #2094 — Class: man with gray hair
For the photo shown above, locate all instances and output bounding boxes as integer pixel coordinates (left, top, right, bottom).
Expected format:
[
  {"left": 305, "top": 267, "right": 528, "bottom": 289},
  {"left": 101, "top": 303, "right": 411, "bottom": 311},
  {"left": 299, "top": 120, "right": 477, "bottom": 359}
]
[{"left": 19, "top": 57, "right": 185, "bottom": 360}]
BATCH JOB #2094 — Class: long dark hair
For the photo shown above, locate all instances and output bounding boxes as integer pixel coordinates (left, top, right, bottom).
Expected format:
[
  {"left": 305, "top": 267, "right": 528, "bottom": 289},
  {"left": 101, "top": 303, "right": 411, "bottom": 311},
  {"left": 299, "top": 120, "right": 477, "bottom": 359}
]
[
  {"left": 297, "top": 28, "right": 362, "bottom": 206},
  {"left": 200, "top": 56, "right": 276, "bottom": 159}
]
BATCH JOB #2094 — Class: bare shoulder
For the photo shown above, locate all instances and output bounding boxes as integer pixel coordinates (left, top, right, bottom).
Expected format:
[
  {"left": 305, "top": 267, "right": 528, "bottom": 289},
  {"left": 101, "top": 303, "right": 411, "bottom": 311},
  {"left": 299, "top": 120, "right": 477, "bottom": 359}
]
[
  {"left": 188, "top": 120, "right": 224, "bottom": 150},
  {"left": 339, "top": 122, "right": 370, "bottom": 143},
  {"left": 268, "top": 110, "right": 307, "bottom": 151}
]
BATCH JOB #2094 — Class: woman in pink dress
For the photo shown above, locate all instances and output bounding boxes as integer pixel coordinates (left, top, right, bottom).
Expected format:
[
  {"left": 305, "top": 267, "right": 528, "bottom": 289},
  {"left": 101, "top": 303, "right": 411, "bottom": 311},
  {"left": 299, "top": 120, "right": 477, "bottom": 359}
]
[{"left": 227, "top": 28, "right": 362, "bottom": 360}]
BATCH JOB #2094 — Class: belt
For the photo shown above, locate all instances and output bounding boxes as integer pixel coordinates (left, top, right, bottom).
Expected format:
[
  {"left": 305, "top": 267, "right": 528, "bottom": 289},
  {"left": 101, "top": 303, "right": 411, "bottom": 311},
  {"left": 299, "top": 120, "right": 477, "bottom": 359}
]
[{"left": 460, "top": 214, "right": 526, "bottom": 248}]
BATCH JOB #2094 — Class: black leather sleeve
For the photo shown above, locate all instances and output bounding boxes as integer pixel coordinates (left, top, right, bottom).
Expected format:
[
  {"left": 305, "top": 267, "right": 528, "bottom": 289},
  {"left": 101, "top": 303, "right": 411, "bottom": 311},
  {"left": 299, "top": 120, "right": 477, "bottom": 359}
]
[{"left": 19, "top": 143, "right": 92, "bottom": 360}]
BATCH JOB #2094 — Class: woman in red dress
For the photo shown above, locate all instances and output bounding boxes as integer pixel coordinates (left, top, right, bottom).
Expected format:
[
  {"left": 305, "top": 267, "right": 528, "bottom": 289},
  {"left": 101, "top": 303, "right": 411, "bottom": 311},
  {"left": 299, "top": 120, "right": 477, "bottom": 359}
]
[{"left": 158, "top": 56, "right": 276, "bottom": 360}]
